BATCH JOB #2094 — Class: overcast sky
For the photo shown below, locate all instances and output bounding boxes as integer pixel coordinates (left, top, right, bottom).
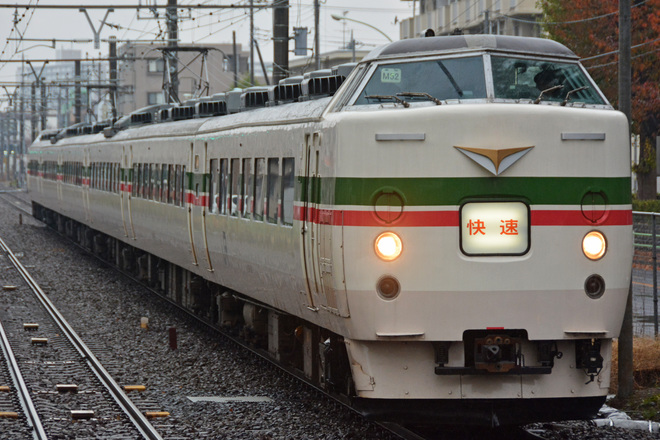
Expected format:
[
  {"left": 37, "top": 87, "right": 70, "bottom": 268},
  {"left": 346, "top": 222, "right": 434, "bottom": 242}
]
[{"left": 0, "top": 0, "right": 413, "bottom": 86}]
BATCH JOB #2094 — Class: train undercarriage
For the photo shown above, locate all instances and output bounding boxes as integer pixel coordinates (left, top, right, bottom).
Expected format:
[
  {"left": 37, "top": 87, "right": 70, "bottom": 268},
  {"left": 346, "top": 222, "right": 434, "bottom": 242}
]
[{"left": 32, "top": 202, "right": 356, "bottom": 402}]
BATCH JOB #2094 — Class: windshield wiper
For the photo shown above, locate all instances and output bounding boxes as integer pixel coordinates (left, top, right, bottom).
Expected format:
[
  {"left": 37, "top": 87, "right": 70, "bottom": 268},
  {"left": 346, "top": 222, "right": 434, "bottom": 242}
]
[
  {"left": 365, "top": 95, "right": 410, "bottom": 108},
  {"left": 436, "top": 60, "right": 464, "bottom": 98},
  {"left": 561, "top": 86, "right": 589, "bottom": 106},
  {"left": 396, "top": 92, "right": 442, "bottom": 105},
  {"left": 534, "top": 85, "right": 564, "bottom": 104}
]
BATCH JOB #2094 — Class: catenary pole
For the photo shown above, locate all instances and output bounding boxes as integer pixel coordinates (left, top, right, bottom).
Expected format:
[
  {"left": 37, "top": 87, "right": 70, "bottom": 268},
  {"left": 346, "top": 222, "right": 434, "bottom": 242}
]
[{"left": 617, "top": 0, "right": 633, "bottom": 400}]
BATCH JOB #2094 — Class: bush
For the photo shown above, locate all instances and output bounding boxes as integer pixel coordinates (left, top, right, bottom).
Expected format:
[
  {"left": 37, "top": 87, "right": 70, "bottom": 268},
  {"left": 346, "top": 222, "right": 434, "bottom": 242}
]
[{"left": 633, "top": 199, "right": 660, "bottom": 213}]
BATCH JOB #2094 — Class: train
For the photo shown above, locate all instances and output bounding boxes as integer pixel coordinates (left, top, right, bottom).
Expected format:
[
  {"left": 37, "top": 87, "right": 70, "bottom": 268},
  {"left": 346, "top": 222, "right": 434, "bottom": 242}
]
[{"left": 27, "top": 34, "right": 632, "bottom": 427}]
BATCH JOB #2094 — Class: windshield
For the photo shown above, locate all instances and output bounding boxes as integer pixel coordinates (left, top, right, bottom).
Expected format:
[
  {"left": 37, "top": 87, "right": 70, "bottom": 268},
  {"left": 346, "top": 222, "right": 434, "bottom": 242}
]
[
  {"left": 354, "top": 56, "right": 487, "bottom": 105},
  {"left": 490, "top": 56, "right": 605, "bottom": 104}
]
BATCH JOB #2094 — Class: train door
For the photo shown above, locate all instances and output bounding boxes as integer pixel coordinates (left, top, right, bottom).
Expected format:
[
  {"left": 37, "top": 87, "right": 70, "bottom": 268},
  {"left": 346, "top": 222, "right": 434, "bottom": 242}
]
[
  {"left": 188, "top": 141, "right": 213, "bottom": 271},
  {"left": 301, "top": 133, "right": 350, "bottom": 316}
]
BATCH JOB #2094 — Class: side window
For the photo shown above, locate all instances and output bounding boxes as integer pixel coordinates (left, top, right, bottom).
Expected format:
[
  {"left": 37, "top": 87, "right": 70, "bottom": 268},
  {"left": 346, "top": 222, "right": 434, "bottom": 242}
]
[
  {"left": 153, "top": 164, "right": 160, "bottom": 200},
  {"left": 168, "top": 165, "right": 175, "bottom": 204},
  {"left": 175, "top": 165, "right": 182, "bottom": 207},
  {"left": 242, "top": 158, "right": 252, "bottom": 218},
  {"left": 210, "top": 159, "right": 219, "bottom": 213},
  {"left": 159, "top": 164, "right": 166, "bottom": 202},
  {"left": 254, "top": 158, "right": 266, "bottom": 221},
  {"left": 180, "top": 165, "right": 187, "bottom": 206},
  {"left": 267, "top": 158, "right": 280, "bottom": 224},
  {"left": 282, "top": 158, "right": 295, "bottom": 225},
  {"left": 143, "top": 164, "right": 150, "bottom": 199},
  {"left": 134, "top": 164, "right": 140, "bottom": 197},
  {"left": 230, "top": 158, "right": 240, "bottom": 216},
  {"left": 219, "top": 159, "right": 228, "bottom": 215}
]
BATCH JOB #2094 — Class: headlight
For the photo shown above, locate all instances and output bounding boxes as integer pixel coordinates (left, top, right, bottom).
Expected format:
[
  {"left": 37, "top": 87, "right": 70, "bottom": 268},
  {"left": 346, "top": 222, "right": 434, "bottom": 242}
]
[
  {"left": 582, "top": 231, "right": 606, "bottom": 260},
  {"left": 374, "top": 232, "right": 403, "bottom": 261}
]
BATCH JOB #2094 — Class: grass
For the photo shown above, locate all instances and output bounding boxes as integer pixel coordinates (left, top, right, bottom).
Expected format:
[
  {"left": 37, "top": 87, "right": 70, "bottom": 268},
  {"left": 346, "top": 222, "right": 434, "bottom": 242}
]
[{"left": 609, "top": 337, "right": 660, "bottom": 421}]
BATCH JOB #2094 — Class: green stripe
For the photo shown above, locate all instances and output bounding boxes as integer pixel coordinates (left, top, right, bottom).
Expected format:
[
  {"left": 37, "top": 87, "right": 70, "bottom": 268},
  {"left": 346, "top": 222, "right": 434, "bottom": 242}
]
[{"left": 328, "top": 177, "right": 631, "bottom": 206}]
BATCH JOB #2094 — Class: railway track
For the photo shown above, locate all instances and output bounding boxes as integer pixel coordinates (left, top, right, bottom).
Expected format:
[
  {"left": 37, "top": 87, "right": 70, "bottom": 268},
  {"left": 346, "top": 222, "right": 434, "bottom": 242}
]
[{"left": 0, "top": 230, "right": 164, "bottom": 439}]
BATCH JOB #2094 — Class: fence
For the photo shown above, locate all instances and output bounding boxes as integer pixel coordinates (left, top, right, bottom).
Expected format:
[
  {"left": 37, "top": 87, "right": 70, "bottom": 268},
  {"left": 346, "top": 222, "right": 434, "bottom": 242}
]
[{"left": 633, "top": 211, "right": 660, "bottom": 337}]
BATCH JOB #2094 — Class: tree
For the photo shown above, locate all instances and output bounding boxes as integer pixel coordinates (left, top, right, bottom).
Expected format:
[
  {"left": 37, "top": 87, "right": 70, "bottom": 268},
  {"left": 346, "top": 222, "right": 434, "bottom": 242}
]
[{"left": 539, "top": 0, "right": 660, "bottom": 199}]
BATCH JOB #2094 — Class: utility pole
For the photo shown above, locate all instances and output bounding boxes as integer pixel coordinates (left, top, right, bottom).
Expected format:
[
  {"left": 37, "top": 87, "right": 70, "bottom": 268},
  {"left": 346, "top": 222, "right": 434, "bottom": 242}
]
[
  {"left": 109, "top": 36, "right": 117, "bottom": 119},
  {"left": 75, "top": 60, "right": 82, "bottom": 124},
  {"left": 617, "top": 0, "right": 633, "bottom": 400},
  {"left": 18, "top": 86, "right": 24, "bottom": 185},
  {"left": 167, "top": 0, "right": 179, "bottom": 102},
  {"left": 40, "top": 82, "right": 46, "bottom": 130},
  {"left": 484, "top": 10, "right": 490, "bottom": 34},
  {"left": 30, "top": 82, "right": 37, "bottom": 142},
  {"left": 250, "top": 0, "right": 254, "bottom": 85},
  {"left": 314, "top": 0, "right": 320, "bottom": 70},
  {"left": 272, "top": 0, "right": 289, "bottom": 84},
  {"left": 232, "top": 31, "right": 238, "bottom": 88}
]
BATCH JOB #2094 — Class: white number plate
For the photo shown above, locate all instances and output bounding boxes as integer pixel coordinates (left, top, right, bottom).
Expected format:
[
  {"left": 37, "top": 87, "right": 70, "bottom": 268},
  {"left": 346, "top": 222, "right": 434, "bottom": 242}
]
[{"left": 460, "top": 201, "right": 530, "bottom": 256}]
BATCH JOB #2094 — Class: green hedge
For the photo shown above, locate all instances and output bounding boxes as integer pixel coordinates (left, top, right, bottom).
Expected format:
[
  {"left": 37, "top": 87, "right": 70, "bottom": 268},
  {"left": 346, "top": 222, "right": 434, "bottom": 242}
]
[{"left": 633, "top": 198, "right": 660, "bottom": 213}]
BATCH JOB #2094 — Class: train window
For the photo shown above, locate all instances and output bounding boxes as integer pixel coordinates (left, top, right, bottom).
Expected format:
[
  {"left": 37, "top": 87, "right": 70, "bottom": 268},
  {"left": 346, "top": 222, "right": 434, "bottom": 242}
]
[
  {"left": 153, "top": 164, "right": 160, "bottom": 200},
  {"left": 230, "top": 159, "right": 240, "bottom": 216},
  {"left": 242, "top": 159, "right": 252, "bottom": 218},
  {"left": 144, "top": 164, "right": 151, "bottom": 199},
  {"left": 159, "top": 164, "right": 166, "bottom": 202},
  {"left": 253, "top": 158, "right": 266, "bottom": 221},
  {"left": 180, "top": 165, "right": 187, "bottom": 206},
  {"left": 490, "top": 56, "right": 606, "bottom": 104},
  {"left": 174, "top": 165, "right": 182, "bottom": 207},
  {"left": 219, "top": 159, "right": 229, "bottom": 215},
  {"left": 354, "top": 56, "right": 486, "bottom": 105},
  {"left": 166, "top": 165, "right": 173, "bottom": 204},
  {"left": 209, "top": 159, "right": 219, "bottom": 213},
  {"left": 282, "top": 158, "right": 295, "bottom": 226},
  {"left": 267, "top": 158, "right": 280, "bottom": 224},
  {"left": 133, "top": 164, "right": 139, "bottom": 197}
]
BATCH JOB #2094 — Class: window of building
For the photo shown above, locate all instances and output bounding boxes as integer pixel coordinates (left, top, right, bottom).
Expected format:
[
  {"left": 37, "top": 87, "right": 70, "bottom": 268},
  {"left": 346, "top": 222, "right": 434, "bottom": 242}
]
[
  {"left": 147, "top": 58, "right": 165, "bottom": 73},
  {"left": 147, "top": 92, "right": 165, "bottom": 105}
]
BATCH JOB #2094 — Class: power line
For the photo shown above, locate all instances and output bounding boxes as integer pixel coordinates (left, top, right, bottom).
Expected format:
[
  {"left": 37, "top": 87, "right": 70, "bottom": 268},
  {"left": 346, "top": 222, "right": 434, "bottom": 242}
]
[
  {"left": 586, "top": 47, "right": 660, "bottom": 70},
  {"left": 581, "top": 37, "right": 660, "bottom": 62},
  {"left": 503, "top": 0, "right": 649, "bottom": 25}
]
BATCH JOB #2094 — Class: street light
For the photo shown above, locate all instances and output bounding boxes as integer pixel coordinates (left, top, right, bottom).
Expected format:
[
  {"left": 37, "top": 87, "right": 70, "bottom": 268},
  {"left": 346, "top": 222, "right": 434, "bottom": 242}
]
[{"left": 331, "top": 14, "right": 393, "bottom": 43}]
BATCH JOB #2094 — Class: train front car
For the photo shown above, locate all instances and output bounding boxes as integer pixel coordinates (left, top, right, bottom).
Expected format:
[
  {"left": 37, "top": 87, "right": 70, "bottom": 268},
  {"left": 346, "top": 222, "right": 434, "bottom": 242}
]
[{"left": 323, "top": 36, "right": 632, "bottom": 425}]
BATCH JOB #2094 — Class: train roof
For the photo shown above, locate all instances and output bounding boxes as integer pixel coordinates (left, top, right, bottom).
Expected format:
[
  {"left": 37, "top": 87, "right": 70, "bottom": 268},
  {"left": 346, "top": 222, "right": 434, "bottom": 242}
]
[{"left": 363, "top": 35, "right": 578, "bottom": 62}]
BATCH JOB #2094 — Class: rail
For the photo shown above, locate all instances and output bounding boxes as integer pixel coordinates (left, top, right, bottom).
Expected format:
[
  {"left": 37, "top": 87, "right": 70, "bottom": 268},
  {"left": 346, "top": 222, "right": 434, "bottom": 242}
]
[
  {"left": 0, "top": 318, "right": 48, "bottom": 439},
  {"left": 0, "top": 235, "right": 164, "bottom": 440}
]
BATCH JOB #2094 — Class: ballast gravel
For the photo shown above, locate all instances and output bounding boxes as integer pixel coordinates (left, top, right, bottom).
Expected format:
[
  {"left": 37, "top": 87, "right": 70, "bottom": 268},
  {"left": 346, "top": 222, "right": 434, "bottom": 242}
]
[{"left": 0, "top": 186, "right": 657, "bottom": 439}]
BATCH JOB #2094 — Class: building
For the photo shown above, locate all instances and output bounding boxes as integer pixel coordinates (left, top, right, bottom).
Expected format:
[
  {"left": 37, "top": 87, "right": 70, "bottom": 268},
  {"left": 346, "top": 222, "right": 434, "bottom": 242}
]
[
  {"left": 399, "top": 0, "right": 541, "bottom": 39},
  {"left": 117, "top": 42, "right": 249, "bottom": 115},
  {"left": 288, "top": 49, "right": 370, "bottom": 76},
  {"left": 15, "top": 48, "right": 108, "bottom": 130}
]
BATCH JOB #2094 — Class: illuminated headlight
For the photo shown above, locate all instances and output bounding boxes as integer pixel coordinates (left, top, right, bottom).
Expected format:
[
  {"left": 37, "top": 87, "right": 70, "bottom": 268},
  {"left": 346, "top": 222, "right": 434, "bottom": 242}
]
[
  {"left": 582, "top": 231, "right": 607, "bottom": 260},
  {"left": 374, "top": 232, "right": 403, "bottom": 261}
]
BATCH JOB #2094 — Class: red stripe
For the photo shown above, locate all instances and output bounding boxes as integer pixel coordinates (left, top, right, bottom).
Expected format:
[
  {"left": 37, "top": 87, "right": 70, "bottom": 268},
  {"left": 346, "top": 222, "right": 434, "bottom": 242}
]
[
  {"left": 294, "top": 207, "right": 632, "bottom": 227},
  {"left": 185, "top": 192, "right": 209, "bottom": 207},
  {"left": 530, "top": 209, "right": 632, "bottom": 226}
]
